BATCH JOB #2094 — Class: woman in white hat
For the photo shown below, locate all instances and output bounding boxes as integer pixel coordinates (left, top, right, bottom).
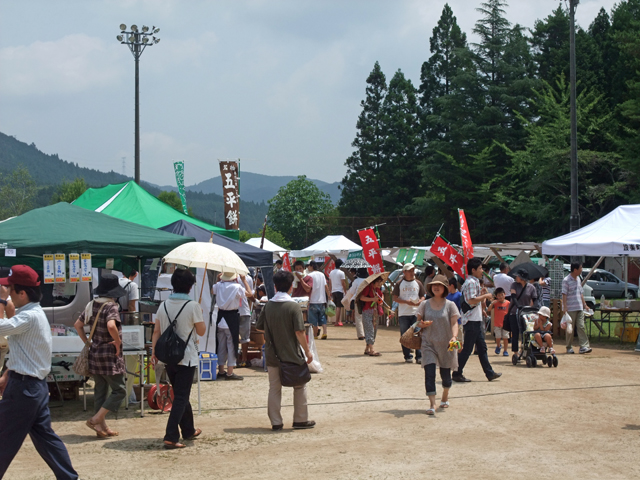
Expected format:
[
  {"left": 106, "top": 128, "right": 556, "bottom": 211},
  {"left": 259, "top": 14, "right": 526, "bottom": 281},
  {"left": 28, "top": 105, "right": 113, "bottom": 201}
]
[{"left": 533, "top": 306, "right": 554, "bottom": 353}]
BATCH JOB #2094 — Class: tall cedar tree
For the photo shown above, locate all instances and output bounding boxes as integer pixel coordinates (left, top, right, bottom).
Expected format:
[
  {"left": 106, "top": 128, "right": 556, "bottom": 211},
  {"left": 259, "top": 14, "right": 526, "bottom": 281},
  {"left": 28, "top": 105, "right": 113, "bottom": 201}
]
[{"left": 340, "top": 62, "right": 387, "bottom": 216}]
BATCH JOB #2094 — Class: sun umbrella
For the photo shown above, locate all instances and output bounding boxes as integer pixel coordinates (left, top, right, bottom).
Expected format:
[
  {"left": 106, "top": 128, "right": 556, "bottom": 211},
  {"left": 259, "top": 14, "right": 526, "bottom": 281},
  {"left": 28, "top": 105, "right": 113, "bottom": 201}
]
[
  {"left": 163, "top": 240, "right": 249, "bottom": 275},
  {"left": 508, "top": 261, "right": 548, "bottom": 280},
  {"left": 355, "top": 271, "right": 390, "bottom": 299},
  {"left": 340, "top": 258, "right": 372, "bottom": 270}
]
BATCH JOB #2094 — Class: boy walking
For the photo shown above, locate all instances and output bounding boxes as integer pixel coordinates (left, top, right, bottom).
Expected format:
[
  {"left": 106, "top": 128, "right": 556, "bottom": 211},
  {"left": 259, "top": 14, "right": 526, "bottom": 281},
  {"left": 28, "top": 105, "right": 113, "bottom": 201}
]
[{"left": 487, "top": 287, "right": 510, "bottom": 356}]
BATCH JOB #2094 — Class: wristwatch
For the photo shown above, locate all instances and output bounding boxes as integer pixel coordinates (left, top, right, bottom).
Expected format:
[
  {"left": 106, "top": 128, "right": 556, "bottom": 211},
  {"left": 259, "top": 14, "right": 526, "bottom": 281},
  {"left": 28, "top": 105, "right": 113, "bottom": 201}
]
[{"left": 0, "top": 299, "right": 7, "bottom": 306}]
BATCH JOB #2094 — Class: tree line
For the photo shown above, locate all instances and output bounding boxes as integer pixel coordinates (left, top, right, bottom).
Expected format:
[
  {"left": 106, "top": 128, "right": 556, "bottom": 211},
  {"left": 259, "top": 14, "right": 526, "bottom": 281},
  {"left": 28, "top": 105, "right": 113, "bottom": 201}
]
[{"left": 339, "top": 0, "right": 640, "bottom": 244}]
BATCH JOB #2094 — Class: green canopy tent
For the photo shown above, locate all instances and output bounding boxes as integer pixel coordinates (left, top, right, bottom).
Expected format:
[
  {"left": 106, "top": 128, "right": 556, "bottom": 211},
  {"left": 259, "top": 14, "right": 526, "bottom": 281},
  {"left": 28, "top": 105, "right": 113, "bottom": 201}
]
[
  {"left": 0, "top": 202, "right": 194, "bottom": 272},
  {"left": 72, "top": 181, "right": 239, "bottom": 240}
]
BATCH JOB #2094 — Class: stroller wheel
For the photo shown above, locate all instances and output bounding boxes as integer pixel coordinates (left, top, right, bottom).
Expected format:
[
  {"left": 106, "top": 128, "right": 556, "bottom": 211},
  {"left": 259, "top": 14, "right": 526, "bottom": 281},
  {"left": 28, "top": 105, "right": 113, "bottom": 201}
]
[
  {"left": 553, "top": 356, "right": 558, "bottom": 368},
  {"left": 547, "top": 356, "right": 553, "bottom": 368},
  {"left": 512, "top": 353, "right": 518, "bottom": 366},
  {"left": 531, "top": 356, "right": 537, "bottom": 368},
  {"left": 525, "top": 356, "right": 532, "bottom": 368}
]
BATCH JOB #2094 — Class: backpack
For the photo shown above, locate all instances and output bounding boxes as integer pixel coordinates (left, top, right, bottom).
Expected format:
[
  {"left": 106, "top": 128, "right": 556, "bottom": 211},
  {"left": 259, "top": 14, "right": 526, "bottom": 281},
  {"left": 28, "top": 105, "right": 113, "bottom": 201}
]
[
  {"left": 155, "top": 301, "right": 193, "bottom": 366},
  {"left": 117, "top": 280, "right": 132, "bottom": 312}
]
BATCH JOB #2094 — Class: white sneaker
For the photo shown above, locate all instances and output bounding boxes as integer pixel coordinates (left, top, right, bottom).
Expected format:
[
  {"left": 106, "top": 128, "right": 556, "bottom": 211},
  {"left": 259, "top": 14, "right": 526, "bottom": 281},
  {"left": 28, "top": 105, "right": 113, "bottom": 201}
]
[{"left": 567, "top": 347, "right": 575, "bottom": 354}]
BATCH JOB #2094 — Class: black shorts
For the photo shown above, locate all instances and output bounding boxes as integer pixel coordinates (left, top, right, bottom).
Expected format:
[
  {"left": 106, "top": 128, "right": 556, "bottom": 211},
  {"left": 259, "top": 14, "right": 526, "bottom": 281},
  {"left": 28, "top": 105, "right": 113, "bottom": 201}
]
[{"left": 332, "top": 292, "right": 344, "bottom": 304}]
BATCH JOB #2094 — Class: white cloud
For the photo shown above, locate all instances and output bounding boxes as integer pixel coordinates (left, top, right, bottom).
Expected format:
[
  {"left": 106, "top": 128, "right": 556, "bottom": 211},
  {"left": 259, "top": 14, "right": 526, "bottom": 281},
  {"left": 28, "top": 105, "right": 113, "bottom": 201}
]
[{"left": 0, "top": 34, "right": 124, "bottom": 96}]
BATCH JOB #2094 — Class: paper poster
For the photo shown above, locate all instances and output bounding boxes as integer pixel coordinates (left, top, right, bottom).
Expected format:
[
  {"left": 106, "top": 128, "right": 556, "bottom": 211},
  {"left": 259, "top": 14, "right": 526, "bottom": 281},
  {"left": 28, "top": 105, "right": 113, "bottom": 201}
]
[
  {"left": 5, "top": 249, "right": 16, "bottom": 257},
  {"left": 43, "top": 254, "right": 55, "bottom": 284},
  {"left": 68, "top": 254, "right": 80, "bottom": 283},
  {"left": 81, "top": 253, "right": 92, "bottom": 282},
  {"left": 54, "top": 254, "right": 66, "bottom": 283},
  {"left": 105, "top": 258, "right": 114, "bottom": 269}
]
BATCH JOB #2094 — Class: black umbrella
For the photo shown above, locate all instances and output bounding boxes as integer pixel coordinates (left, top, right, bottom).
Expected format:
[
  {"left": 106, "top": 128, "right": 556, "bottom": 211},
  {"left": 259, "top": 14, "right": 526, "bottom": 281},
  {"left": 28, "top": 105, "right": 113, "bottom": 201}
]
[{"left": 508, "top": 262, "right": 548, "bottom": 280}]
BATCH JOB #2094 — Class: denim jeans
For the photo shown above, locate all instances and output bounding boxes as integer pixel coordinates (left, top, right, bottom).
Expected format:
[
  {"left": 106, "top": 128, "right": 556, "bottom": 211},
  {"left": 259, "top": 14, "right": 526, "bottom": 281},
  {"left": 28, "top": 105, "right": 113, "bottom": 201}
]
[
  {"left": 455, "top": 321, "right": 495, "bottom": 379},
  {"left": 398, "top": 315, "right": 420, "bottom": 360},
  {"left": 424, "top": 364, "right": 452, "bottom": 396}
]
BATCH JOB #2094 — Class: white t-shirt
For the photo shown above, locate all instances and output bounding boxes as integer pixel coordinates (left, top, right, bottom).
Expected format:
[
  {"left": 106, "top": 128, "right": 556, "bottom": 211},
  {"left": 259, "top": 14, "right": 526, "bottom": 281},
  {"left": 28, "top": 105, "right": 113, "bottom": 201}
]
[
  {"left": 118, "top": 277, "right": 139, "bottom": 311},
  {"left": 493, "top": 273, "right": 513, "bottom": 294},
  {"left": 212, "top": 281, "right": 245, "bottom": 311},
  {"left": 395, "top": 279, "right": 424, "bottom": 317},
  {"left": 308, "top": 271, "right": 327, "bottom": 304},
  {"left": 156, "top": 298, "right": 204, "bottom": 367},
  {"left": 236, "top": 276, "right": 254, "bottom": 317},
  {"left": 329, "top": 269, "right": 346, "bottom": 293}
]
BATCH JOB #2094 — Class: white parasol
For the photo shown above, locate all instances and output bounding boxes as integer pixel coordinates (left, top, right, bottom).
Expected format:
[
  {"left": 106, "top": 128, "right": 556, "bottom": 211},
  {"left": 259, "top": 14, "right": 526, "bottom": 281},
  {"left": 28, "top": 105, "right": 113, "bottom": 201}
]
[{"left": 163, "top": 240, "right": 249, "bottom": 275}]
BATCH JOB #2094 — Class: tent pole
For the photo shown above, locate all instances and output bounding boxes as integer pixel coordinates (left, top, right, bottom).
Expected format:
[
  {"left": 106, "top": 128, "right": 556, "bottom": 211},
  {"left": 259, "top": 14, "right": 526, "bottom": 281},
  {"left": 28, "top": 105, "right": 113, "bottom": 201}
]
[
  {"left": 625, "top": 256, "right": 628, "bottom": 299},
  {"left": 581, "top": 256, "right": 604, "bottom": 287}
]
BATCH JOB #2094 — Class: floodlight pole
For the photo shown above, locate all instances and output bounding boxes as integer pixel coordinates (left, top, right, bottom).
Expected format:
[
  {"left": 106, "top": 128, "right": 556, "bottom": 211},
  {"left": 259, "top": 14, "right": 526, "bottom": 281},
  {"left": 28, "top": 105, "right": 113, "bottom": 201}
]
[
  {"left": 569, "top": 1, "right": 580, "bottom": 233},
  {"left": 117, "top": 24, "right": 160, "bottom": 185}
]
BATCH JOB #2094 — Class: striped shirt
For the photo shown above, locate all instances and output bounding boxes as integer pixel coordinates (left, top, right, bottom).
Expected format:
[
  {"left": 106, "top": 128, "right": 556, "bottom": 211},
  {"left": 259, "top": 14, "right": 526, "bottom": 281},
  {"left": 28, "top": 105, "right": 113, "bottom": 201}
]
[
  {"left": 562, "top": 274, "right": 584, "bottom": 312},
  {"left": 461, "top": 276, "right": 483, "bottom": 324},
  {"left": 0, "top": 302, "right": 52, "bottom": 380}
]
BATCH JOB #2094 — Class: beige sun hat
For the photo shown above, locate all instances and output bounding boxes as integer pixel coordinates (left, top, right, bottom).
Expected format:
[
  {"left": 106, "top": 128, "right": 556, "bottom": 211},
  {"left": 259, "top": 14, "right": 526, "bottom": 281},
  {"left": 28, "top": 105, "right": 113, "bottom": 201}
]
[
  {"left": 426, "top": 274, "right": 449, "bottom": 297},
  {"left": 537, "top": 306, "right": 551, "bottom": 318},
  {"left": 221, "top": 271, "right": 238, "bottom": 282}
]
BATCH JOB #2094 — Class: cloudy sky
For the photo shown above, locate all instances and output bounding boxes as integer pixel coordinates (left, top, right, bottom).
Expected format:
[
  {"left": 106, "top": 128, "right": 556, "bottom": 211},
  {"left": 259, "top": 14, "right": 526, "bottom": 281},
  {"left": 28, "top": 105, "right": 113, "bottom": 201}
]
[{"left": 0, "top": 0, "right": 619, "bottom": 186}]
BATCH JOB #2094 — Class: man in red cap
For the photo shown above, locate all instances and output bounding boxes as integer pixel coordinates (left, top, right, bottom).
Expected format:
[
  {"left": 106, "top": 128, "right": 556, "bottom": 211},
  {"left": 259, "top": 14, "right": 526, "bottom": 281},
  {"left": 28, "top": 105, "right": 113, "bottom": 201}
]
[{"left": 0, "top": 265, "right": 78, "bottom": 479}]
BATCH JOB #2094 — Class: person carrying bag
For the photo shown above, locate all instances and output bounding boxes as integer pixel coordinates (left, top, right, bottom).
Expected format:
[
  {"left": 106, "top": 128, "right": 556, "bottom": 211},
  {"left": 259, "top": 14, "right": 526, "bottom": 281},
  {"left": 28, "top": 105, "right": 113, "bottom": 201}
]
[{"left": 256, "top": 270, "right": 315, "bottom": 431}]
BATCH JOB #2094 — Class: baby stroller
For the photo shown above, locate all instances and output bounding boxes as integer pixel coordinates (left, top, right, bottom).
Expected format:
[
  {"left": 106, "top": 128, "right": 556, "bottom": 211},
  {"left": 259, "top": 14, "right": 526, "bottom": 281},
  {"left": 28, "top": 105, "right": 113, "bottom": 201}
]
[{"left": 511, "top": 306, "right": 559, "bottom": 368}]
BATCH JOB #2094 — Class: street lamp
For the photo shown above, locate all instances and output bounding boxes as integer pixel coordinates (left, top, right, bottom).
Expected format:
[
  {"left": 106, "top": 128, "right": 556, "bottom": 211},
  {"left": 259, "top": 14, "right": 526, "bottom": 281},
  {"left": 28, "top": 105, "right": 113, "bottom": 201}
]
[
  {"left": 569, "top": 1, "right": 579, "bottom": 233},
  {"left": 117, "top": 24, "right": 160, "bottom": 185}
]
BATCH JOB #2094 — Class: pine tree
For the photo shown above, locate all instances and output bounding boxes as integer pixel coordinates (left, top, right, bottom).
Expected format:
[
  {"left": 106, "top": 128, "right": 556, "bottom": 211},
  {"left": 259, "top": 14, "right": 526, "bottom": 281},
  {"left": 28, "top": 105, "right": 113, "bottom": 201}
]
[{"left": 339, "top": 62, "right": 387, "bottom": 216}]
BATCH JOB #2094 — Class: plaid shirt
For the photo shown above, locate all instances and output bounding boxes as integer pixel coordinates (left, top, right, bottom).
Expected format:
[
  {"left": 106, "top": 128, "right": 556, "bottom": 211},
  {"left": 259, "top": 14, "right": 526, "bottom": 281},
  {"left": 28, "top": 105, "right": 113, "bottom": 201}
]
[
  {"left": 461, "top": 276, "right": 483, "bottom": 324},
  {"left": 80, "top": 301, "right": 125, "bottom": 376}
]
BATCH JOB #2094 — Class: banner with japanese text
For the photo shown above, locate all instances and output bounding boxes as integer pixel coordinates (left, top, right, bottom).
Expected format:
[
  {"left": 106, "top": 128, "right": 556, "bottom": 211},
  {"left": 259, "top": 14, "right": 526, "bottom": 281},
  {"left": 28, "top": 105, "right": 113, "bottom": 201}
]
[
  {"left": 173, "top": 161, "right": 189, "bottom": 215},
  {"left": 358, "top": 228, "right": 384, "bottom": 274},
  {"left": 324, "top": 258, "right": 335, "bottom": 276},
  {"left": 458, "top": 209, "right": 473, "bottom": 273},
  {"left": 430, "top": 235, "right": 464, "bottom": 277},
  {"left": 281, "top": 253, "right": 292, "bottom": 272},
  {"left": 219, "top": 161, "right": 240, "bottom": 230}
]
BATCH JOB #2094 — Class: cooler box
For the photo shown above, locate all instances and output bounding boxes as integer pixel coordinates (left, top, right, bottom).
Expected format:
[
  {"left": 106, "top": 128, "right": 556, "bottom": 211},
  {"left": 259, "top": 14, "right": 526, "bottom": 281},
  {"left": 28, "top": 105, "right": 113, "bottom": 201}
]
[{"left": 199, "top": 352, "right": 217, "bottom": 381}]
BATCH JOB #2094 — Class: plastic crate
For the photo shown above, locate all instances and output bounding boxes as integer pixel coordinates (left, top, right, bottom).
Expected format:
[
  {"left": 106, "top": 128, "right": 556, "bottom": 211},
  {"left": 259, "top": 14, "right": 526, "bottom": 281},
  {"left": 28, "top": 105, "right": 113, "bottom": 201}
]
[{"left": 199, "top": 352, "right": 218, "bottom": 381}]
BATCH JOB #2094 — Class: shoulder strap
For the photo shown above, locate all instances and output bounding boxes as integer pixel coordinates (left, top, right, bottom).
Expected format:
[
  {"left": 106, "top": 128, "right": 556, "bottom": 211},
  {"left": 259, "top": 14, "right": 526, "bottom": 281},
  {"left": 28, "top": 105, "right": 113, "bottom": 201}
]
[
  {"left": 164, "top": 300, "right": 191, "bottom": 326},
  {"left": 88, "top": 302, "right": 108, "bottom": 342}
]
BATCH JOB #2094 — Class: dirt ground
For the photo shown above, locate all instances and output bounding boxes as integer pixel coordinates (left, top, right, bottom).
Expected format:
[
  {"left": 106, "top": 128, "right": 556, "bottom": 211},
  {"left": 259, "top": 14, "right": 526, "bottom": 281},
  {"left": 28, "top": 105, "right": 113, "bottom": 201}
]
[{"left": 5, "top": 324, "right": 640, "bottom": 480}]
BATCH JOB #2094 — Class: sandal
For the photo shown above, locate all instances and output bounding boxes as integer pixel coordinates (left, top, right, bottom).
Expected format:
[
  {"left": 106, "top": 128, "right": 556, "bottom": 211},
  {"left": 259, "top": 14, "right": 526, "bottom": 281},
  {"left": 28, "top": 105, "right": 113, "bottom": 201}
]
[
  {"left": 439, "top": 401, "right": 449, "bottom": 409},
  {"left": 426, "top": 408, "right": 436, "bottom": 415},
  {"left": 164, "top": 441, "right": 186, "bottom": 449},
  {"left": 368, "top": 351, "right": 382, "bottom": 357},
  {"left": 184, "top": 428, "right": 202, "bottom": 440},
  {"left": 105, "top": 428, "right": 119, "bottom": 437},
  {"left": 86, "top": 420, "right": 108, "bottom": 438}
]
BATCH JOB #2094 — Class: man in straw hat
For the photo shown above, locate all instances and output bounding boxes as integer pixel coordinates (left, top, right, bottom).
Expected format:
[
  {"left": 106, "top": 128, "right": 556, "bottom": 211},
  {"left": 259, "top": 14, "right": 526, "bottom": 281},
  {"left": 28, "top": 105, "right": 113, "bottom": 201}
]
[
  {"left": 212, "top": 272, "right": 252, "bottom": 381},
  {"left": 0, "top": 265, "right": 79, "bottom": 479},
  {"left": 452, "top": 258, "right": 502, "bottom": 383},
  {"left": 393, "top": 263, "right": 426, "bottom": 363}
]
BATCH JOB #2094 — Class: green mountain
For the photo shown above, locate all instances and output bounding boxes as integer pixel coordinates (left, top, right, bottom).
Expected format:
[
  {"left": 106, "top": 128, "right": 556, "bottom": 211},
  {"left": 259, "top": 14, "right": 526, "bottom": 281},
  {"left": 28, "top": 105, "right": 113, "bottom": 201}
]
[{"left": 0, "top": 132, "right": 268, "bottom": 232}]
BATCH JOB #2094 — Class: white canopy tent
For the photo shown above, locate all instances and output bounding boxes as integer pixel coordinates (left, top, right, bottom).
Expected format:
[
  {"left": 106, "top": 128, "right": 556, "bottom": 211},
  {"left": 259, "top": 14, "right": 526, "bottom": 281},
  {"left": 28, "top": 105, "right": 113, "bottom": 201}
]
[
  {"left": 541, "top": 205, "right": 640, "bottom": 257},
  {"left": 291, "top": 235, "right": 362, "bottom": 258},
  {"left": 244, "top": 237, "right": 287, "bottom": 253}
]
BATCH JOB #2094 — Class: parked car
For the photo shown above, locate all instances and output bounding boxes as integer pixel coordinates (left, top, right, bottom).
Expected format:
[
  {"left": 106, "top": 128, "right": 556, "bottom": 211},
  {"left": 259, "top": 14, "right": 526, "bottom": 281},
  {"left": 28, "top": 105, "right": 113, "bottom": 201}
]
[{"left": 584, "top": 268, "right": 639, "bottom": 299}]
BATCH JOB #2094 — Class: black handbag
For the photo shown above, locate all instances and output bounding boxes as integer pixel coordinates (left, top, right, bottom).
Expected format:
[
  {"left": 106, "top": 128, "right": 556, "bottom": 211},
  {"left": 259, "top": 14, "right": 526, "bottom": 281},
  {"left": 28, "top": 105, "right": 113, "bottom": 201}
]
[
  {"left": 155, "top": 301, "right": 192, "bottom": 366},
  {"left": 264, "top": 302, "right": 311, "bottom": 387}
]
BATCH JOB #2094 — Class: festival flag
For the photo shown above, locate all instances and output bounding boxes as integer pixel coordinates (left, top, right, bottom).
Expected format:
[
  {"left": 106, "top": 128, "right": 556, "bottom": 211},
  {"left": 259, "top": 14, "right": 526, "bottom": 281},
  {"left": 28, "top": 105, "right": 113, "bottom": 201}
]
[
  {"left": 219, "top": 160, "right": 240, "bottom": 230},
  {"left": 458, "top": 209, "right": 474, "bottom": 274},
  {"left": 358, "top": 228, "right": 384, "bottom": 274},
  {"left": 324, "top": 258, "right": 335, "bottom": 276},
  {"left": 396, "top": 248, "right": 407, "bottom": 264},
  {"left": 281, "top": 253, "right": 292, "bottom": 272},
  {"left": 414, "top": 249, "right": 426, "bottom": 266},
  {"left": 173, "top": 161, "right": 189, "bottom": 215},
  {"left": 430, "top": 235, "right": 465, "bottom": 277}
]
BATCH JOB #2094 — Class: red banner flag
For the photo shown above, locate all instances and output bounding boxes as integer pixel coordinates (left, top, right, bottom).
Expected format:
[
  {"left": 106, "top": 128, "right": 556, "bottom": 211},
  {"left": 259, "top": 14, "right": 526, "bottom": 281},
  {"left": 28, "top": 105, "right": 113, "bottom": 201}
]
[
  {"left": 358, "top": 228, "right": 384, "bottom": 274},
  {"left": 430, "top": 235, "right": 465, "bottom": 277},
  {"left": 324, "top": 258, "right": 335, "bottom": 276},
  {"left": 458, "top": 209, "right": 473, "bottom": 274},
  {"left": 281, "top": 253, "right": 292, "bottom": 272}
]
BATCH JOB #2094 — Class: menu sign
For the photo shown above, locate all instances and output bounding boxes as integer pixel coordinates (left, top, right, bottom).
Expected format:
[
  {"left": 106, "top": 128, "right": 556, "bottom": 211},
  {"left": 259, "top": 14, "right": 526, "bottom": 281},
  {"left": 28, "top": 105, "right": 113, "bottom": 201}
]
[
  {"left": 54, "top": 254, "right": 66, "bottom": 283},
  {"left": 68, "top": 254, "right": 80, "bottom": 283},
  {"left": 81, "top": 253, "right": 92, "bottom": 282},
  {"left": 43, "top": 255, "right": 55, "bottom": 284}
]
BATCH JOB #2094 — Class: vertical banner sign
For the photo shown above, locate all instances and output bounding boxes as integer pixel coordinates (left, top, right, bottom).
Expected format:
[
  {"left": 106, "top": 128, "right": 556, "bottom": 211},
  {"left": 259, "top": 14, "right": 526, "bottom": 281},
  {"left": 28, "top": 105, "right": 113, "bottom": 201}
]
[
  {"left": 54, "top": 254, "right": 66, "bottom": 283},
  {"left": 358, "top": 228, "right": 384, "bottom": 274},
  {"left": 281, "top": 253, "right": 292, "bottom": 272},
  {"left": 430, "top": 235, "right": 465, "bottom": 277},
  {"left": 81, "top": 253, "right": 92, "bottom": 282},
  {"left": 396, "top": 248, "right": 408, "bottom": 264},
  {"left": 68, "top": 254, "right": 80, "bottom": 283},
  {"left": 173, "top": 161, "right": 189, "bottom": 215},
  {"left": 219, "top": 160, "right": 240, "bottom": 230},
  {"left": 324, "top": 259, "right": 335, "bottom": 276},
  {"left": 414, "top": 249, "right": 426, "bottom": 266},
  {"left": 458, "top": 209, "right": 474, "bottom": 276},
  {"left": 43, "top": 254, "right": 55, "bottom": 284}
]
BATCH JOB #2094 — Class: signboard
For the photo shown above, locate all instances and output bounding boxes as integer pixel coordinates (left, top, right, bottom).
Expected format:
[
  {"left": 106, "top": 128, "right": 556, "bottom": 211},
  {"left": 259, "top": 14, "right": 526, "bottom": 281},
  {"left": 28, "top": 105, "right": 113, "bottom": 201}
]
[
  {"left": 43, "top": 255, "right": 55, "bottom": 284},
  {"left": 219, "top": 160, "right": 240, "bottom": 230},
  {"left": 5, "top": 249, "right": 16, "bottom": 257},
  {"left": 54, "top": 254, "right": 66, "bottom": 283},
  {"left": 173, "top": 161, "right": 189, "bottom": 215},
  {"left": 414, "top": 249, "right": 426, "bottom": 266},
  {"left": 346, "top": 250, "right": 363, "bottom": 260},
  {"left": 396, "top": 248, "right": 408, "bottom": 264},
  {"left": 357, "top": 228, "right": 384, "bottom": 274},
  {"left": 68, "top": 254, "right": 80, "bottom": 283},
  {"left": 81, "top": 253, "right": 92, "bottom": 282}
]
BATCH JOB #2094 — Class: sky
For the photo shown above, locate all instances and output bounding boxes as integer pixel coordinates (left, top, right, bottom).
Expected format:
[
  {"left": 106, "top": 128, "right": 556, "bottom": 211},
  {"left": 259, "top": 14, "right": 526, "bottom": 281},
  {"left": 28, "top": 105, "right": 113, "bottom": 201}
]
[{"left": 0, "top": 0, "right": 620, "bottom": 187}]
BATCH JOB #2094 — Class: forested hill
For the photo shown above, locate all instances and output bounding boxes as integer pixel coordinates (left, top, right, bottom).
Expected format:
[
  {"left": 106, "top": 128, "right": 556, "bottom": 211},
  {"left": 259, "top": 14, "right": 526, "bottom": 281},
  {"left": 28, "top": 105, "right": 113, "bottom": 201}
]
[
  {"left": 0, "top": 131, "right": 268, "bottom": 232},
  {"left": 0, "top": 132, "right": 130, "bottom": 186}
]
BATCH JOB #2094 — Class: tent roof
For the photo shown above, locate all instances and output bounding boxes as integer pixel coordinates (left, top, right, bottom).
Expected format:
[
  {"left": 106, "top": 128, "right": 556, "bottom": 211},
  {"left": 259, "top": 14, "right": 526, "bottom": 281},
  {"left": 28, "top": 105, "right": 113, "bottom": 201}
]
[
  {"left": 73, "top": 181, "right": 239, "bottom": 240},
  {"left": 542, "top": 205, "right": 640, "bottom": 257},
  {"left": 160, "top": 220, "right": 273, "bottom": 267},
  {"left": 291, "top": 235, "right": 362, "bottom": 257},
  {"left": 244, "top": 237, "right": 286, "bottom": 253},
  {"left": 0, "top": 203, "right": 193, "bottom": 270}
]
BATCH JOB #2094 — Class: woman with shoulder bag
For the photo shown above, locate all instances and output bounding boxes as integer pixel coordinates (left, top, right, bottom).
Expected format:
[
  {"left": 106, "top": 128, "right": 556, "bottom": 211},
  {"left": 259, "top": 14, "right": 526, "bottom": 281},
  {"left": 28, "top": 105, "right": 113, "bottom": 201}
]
[
  {"left": 151, "top": 268, "right": 206, "bottom": 449},
  {"left": 74, "top": 273, "right": 127, "bottom": 438}
]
